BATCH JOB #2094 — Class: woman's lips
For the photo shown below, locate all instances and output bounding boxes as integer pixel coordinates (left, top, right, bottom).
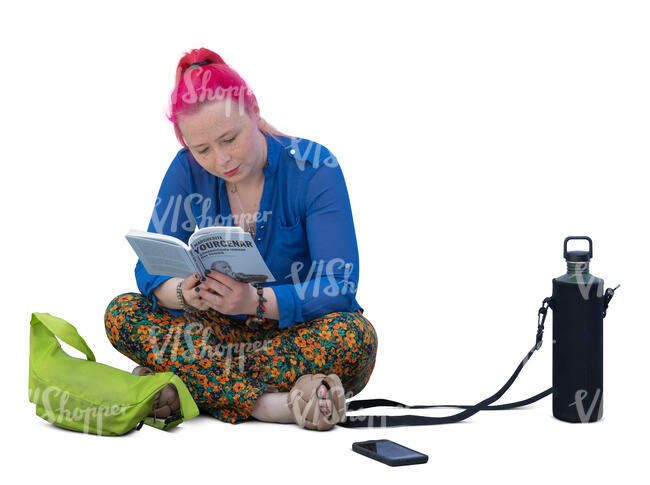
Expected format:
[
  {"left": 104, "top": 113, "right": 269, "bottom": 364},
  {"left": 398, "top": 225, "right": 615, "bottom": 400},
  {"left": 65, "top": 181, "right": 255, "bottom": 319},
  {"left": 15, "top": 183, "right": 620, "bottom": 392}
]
[{"left": 224, "top": 166, "right": 240, "bottom": 177}]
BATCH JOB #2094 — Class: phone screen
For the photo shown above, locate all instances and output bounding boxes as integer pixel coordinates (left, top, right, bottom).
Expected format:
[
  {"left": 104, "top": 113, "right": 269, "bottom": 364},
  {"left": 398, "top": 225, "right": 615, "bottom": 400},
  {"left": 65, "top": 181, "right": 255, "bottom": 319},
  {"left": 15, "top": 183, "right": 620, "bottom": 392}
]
[{"left": 356, "top": 440, "right": 426, "bottom": 461}]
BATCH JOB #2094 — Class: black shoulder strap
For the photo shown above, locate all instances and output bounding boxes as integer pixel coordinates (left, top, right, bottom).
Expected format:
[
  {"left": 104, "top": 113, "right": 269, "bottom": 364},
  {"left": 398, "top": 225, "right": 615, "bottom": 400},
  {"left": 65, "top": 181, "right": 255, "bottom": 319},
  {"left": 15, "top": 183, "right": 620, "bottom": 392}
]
[{"left": 337, "top": 297, "right": 553, "bottom": 428}]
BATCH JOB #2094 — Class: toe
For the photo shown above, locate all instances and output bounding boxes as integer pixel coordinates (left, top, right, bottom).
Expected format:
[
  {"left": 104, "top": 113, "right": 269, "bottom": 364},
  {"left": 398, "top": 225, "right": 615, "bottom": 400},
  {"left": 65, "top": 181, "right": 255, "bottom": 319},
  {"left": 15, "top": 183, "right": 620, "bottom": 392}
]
[
  {"left": 317, "top": 384, "right": 333, "bottom": 418},
  {"left": 321, "top": 399, "right": 332, "bottom": 417},
  {"left": 317, "top": 384, "right": 327, "bottom": 398}
]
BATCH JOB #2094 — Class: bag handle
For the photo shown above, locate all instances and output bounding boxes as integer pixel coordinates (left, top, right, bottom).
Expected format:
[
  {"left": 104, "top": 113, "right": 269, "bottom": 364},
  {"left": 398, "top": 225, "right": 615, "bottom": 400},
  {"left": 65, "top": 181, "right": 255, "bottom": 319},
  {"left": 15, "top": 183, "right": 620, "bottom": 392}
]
[{"left": 30, "top": 312, "right": 96, "bottom": 362}]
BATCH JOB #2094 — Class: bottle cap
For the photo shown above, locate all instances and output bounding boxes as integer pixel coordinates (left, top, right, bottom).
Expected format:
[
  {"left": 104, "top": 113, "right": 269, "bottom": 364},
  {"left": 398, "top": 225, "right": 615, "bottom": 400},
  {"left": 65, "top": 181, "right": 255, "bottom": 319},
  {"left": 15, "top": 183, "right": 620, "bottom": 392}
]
[{"left": 563, "top": 236, "right": 593, "bottom": 262}]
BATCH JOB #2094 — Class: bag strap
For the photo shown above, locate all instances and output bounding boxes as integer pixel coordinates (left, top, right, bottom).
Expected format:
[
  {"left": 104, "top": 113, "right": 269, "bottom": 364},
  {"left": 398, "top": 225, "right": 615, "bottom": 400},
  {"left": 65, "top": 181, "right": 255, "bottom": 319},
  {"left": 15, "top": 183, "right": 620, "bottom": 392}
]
[
  {"left": 137, "top": 413, "right": 186, "bottom": 431},
  {"left": 337, "top": 297, "right": 554, "bottom": 428},
  {"left": 30, "top": 312, "right": 96, "bottom": 362},
  {"left": 344, "top": 388, "right": 553, "bottom": 413}
]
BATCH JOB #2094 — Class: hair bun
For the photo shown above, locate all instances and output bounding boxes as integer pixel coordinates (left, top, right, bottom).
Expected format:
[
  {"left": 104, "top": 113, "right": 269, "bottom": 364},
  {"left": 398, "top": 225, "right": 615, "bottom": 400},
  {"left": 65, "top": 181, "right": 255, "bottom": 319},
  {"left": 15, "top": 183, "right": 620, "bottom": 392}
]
[{"left": 183, "top": 48, "right": 226, "bottom": 72}]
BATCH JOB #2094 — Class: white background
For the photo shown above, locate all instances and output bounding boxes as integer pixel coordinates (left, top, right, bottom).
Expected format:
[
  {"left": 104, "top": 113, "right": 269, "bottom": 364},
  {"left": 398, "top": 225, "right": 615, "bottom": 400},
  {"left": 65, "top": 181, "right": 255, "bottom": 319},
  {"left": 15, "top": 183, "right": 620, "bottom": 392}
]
[{"left": 2, "top": 0, "right": 647, "bottom": 482}]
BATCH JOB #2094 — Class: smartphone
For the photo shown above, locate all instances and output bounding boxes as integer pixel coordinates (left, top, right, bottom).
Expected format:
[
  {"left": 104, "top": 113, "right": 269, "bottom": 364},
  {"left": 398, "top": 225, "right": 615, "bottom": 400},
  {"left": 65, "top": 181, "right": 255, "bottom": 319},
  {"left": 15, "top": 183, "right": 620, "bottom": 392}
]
[{"left": 352, "top": 439, "right": 428, "bottom": 467}]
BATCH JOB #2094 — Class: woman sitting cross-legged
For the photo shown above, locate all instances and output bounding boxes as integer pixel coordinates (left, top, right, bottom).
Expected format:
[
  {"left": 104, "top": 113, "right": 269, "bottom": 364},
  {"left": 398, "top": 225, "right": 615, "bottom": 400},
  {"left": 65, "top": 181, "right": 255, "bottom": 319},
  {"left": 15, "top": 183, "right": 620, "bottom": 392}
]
[{"left": 104, "top": 48, "right": 378, "bottom": 431}]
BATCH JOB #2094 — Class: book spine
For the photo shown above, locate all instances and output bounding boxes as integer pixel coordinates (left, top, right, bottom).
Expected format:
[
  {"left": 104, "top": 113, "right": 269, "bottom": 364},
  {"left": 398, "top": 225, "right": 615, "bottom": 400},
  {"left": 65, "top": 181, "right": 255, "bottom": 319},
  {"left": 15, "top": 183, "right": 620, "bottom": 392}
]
[{"left": 190, "top": 248, "right": 206, "bottom": 275}]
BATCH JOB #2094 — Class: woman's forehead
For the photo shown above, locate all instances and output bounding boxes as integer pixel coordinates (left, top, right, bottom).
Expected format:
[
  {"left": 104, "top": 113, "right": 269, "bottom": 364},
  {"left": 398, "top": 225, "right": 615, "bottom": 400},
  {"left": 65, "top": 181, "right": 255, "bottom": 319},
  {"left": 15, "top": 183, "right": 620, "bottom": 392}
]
[
  {"left": 182, "top": 99, "right": 246, "bottom": 125},
  {"left": 178, "top": 100, "right": 248, "bottom": 140}
]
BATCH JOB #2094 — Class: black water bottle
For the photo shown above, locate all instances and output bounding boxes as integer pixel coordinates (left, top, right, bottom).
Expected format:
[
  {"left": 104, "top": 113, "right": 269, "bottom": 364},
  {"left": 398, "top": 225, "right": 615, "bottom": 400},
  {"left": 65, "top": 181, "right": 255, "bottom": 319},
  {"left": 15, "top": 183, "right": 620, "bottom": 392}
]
[{"left": 551, "top": 236, "right": 604, "bottom": 423}]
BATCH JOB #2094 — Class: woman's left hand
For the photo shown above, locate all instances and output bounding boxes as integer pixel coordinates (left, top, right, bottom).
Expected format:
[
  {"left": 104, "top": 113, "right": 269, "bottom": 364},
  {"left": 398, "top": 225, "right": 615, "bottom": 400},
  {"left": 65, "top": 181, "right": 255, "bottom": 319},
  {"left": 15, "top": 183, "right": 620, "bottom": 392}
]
[{"left": 197, "top": 270, "right": 257, "bottom": 316}]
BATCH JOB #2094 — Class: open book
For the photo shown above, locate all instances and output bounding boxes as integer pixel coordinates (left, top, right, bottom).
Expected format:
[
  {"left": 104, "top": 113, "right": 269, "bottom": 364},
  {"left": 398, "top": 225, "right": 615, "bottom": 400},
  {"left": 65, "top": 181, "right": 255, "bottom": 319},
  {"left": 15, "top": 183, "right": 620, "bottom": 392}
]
[{"left": 125, "top": 226, "right": 276, "bottom": 283}]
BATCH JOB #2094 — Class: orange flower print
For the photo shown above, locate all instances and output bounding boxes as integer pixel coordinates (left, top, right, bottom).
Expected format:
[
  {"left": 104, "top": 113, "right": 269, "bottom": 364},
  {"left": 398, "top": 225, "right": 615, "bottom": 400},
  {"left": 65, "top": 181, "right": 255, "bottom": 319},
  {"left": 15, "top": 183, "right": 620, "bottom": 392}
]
[
  {"left": 104, "top": 292, "right": 377, "bottom": 426},
  {"left": 345, "top": 331, "right": 356, "bottom": 347}
]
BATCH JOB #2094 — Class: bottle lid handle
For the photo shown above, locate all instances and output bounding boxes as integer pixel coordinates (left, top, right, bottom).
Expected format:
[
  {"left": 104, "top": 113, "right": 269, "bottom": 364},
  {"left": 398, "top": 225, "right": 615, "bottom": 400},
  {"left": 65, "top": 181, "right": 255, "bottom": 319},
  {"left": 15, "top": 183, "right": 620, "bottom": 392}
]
[{"left": 563, "top": 236, "right": 593, "bottom": 260}]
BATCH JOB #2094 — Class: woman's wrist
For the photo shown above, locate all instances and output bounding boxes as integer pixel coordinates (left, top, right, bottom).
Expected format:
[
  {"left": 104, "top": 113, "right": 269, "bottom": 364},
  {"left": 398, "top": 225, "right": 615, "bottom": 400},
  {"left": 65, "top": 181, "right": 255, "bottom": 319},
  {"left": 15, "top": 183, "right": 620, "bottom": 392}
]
[
  {"left": 245, "top": 286, "right": 279, "bottom": 318},
  {"left": 177, "top": 280, "right": 201, "bottom": 312},
  {"left": 153, "top": 277, "right": 184, "bottom": 310},
  {"left": 246, "top": 284, "right": 261, "bottom": 315},
  {"left": 253, "top": 287, "right": 278, "bottom": 320},
  {"left": 244, "top": 283, "right": 267, "bottom": 329}
]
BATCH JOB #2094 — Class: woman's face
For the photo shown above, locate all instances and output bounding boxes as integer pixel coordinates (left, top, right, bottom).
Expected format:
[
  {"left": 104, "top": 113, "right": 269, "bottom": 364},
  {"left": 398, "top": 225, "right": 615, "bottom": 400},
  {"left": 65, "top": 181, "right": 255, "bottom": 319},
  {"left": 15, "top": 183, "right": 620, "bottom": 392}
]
[{"left": 178, "top": 99, "right": 267, "bottom": 183}]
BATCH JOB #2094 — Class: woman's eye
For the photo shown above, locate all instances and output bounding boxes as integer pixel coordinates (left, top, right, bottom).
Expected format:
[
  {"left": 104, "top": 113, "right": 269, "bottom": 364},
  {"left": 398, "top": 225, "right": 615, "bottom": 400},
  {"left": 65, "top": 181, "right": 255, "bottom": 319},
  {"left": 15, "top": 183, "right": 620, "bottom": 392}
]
[{"left": 197, "top": 136, "right": 235, "bottom": 153}]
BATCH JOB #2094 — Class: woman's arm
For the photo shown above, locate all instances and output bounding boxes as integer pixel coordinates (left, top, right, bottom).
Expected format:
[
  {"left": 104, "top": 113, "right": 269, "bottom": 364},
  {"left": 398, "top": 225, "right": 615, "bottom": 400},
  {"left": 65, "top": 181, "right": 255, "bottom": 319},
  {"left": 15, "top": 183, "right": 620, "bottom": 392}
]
[
  {"left": 152, "top": 277, "right": 184, "bottom": 310},
  {"left": 135, "top": 152, "right": 196, "bottom": 315}
]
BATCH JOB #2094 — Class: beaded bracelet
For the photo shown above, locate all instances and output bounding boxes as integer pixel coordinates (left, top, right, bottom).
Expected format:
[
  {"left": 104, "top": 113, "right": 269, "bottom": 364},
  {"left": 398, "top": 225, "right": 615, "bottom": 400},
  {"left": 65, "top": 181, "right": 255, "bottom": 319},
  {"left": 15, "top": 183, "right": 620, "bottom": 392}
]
[{"left": 245, "top": 283, "right": 267, "bottom": 330}]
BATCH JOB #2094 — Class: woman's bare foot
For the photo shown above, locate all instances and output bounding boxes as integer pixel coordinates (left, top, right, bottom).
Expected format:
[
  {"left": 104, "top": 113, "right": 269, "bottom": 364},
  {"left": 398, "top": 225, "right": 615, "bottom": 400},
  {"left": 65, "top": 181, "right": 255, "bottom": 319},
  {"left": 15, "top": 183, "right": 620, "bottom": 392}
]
[{"left": 251, "top": 384, "right": 333, "bottom": 423}]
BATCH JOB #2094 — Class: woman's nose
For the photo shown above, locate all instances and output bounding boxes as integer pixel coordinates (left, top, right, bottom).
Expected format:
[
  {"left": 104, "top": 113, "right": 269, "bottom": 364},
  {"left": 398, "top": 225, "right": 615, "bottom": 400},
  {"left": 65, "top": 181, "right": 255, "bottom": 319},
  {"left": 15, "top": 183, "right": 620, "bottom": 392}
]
[{"left": 208, "top": 147, "right": 231, "bottom": 167}]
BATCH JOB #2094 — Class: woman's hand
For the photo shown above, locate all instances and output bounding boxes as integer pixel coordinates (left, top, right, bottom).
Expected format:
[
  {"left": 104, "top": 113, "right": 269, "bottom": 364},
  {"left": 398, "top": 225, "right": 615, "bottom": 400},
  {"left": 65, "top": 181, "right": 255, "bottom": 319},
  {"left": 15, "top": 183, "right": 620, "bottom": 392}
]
[
  {"left": 179, "top": 274, "right": 213, "bottom": 312},
  {"left": 193, "top": 270, "right": 258, "bottom": 316}
]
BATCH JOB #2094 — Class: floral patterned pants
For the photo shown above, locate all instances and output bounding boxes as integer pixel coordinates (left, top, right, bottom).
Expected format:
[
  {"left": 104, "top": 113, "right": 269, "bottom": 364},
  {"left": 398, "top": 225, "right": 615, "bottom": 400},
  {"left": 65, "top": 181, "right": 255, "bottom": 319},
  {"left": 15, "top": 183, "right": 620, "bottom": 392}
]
[{"left": 104, "top": 292, "right": 378, "bottom": 424}]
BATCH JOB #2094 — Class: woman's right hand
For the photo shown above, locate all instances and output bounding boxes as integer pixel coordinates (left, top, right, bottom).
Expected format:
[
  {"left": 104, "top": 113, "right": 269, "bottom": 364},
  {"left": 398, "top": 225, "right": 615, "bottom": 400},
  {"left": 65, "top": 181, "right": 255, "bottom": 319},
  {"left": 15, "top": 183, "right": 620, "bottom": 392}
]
[{"left": 181, "top": 273, "right": 214, "bottom": 312}]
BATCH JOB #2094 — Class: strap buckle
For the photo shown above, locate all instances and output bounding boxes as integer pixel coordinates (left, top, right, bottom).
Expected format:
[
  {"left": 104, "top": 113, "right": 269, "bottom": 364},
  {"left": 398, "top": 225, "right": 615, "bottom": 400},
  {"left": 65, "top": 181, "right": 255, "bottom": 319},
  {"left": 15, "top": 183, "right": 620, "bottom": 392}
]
[
  {"left": 603, "top": 284, "right": 620, "bottom": 318},
  {"left": 536, "top": 297, "right": 552, "bottom": 350}
]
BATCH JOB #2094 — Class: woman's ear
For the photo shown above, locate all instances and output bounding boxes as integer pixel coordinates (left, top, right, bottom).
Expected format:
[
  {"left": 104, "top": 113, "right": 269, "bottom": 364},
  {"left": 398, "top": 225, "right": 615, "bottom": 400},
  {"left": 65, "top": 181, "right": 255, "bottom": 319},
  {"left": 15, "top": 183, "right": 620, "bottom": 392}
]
[{"left": 249, "top": 102, "right": 262, "bottom": 123}]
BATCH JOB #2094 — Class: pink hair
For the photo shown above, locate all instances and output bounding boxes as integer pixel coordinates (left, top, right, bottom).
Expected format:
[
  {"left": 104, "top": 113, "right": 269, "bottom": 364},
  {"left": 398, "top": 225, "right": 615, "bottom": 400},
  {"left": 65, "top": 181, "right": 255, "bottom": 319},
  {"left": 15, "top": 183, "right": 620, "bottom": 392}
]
[{"left": 166, "top": 48, "right": 290, "bottom": 149}]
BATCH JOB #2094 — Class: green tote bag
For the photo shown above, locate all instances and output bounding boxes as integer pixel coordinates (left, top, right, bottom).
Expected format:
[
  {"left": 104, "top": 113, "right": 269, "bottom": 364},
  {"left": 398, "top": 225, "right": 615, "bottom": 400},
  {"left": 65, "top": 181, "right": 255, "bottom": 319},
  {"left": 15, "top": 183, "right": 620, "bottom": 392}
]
[{"left": 28, "top": 312, "right": 200, "bottom": 436}]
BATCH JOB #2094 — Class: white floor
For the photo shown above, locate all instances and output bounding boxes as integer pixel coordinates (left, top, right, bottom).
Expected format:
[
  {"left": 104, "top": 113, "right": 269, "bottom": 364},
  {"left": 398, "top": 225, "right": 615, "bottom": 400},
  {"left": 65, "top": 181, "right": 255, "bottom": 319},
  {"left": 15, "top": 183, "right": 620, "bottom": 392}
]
[{"left": 13, "top": 360, "right": 642, "bottom": 484}]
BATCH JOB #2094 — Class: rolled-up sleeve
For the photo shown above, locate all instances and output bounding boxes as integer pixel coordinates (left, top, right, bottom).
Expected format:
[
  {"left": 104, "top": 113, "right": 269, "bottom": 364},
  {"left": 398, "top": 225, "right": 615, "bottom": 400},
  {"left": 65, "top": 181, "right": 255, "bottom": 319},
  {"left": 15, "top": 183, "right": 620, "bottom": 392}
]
[
  {"left": 271, "top": 154, "right": 360, "bottom": 329},
  {"left": 134, "top": 153, "right": 196, "bottom": 316}
]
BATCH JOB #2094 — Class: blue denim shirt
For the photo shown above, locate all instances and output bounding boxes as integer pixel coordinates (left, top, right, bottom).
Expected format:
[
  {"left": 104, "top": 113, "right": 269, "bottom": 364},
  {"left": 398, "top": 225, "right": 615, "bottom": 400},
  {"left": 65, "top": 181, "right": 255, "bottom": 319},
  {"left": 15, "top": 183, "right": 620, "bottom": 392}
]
[{"left": 134, "top": 131, "right": 363, "bottom": 328}]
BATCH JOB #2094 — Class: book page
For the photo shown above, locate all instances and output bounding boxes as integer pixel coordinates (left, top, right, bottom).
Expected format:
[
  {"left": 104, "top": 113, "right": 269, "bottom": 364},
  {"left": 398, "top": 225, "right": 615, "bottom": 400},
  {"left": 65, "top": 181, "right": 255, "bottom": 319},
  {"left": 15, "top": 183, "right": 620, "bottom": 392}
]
[
  {"left": 188, "top": 225, "right": 244, "bottom": 245},
  {"left": 126, "top": 234, "right": 196, "bottom": 277}
]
